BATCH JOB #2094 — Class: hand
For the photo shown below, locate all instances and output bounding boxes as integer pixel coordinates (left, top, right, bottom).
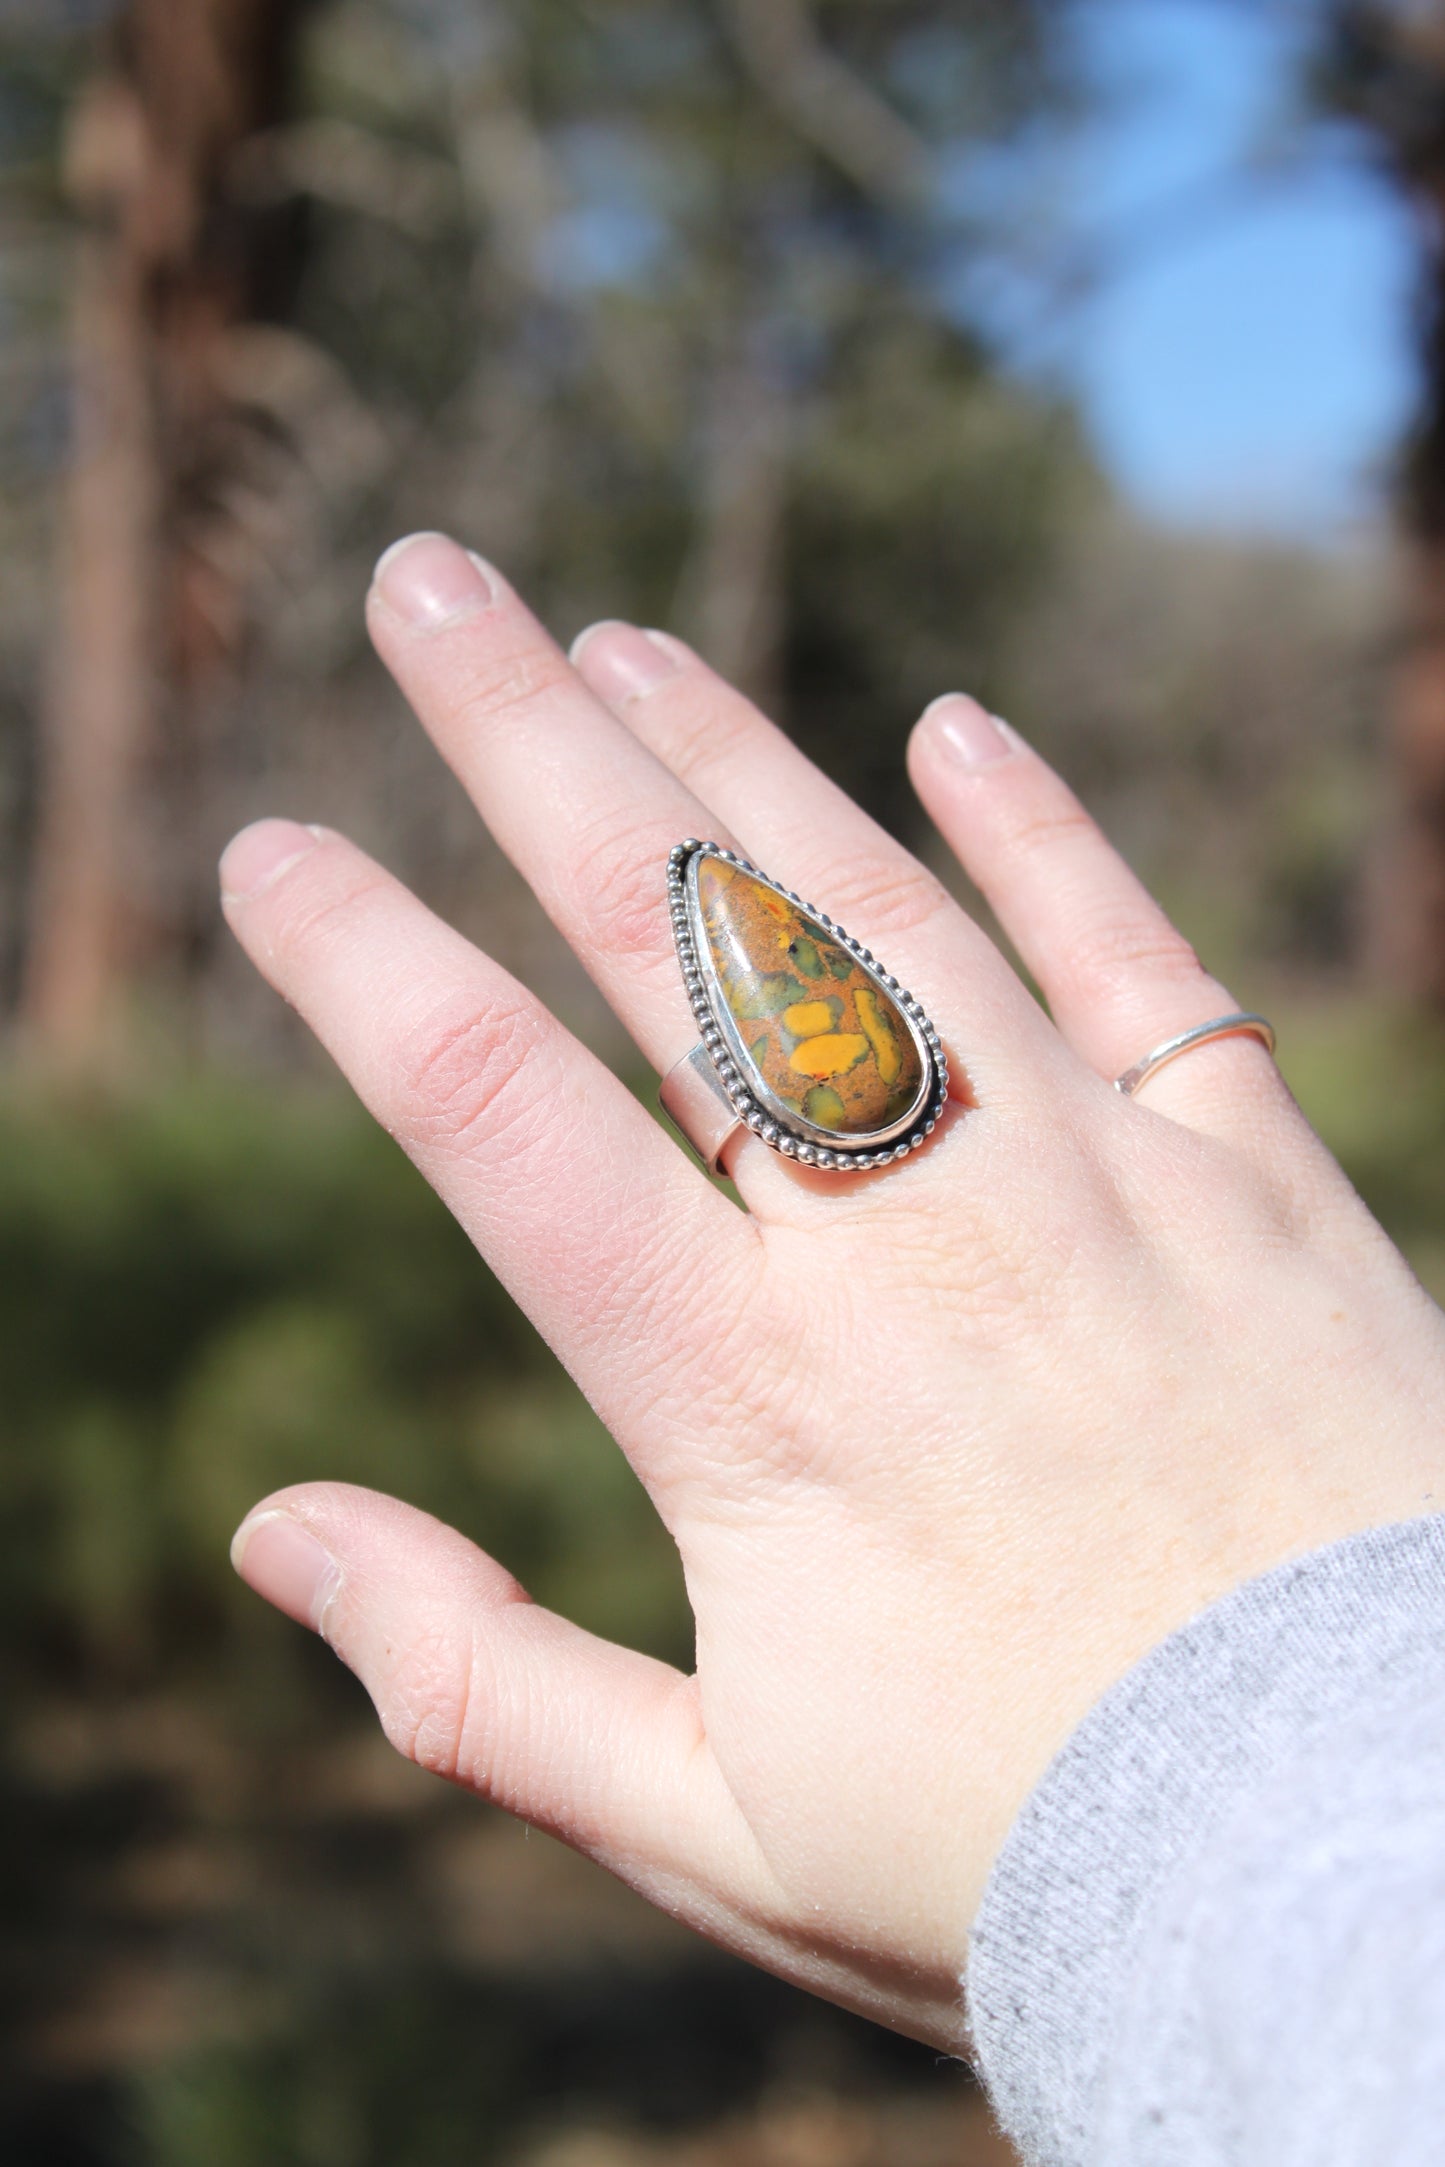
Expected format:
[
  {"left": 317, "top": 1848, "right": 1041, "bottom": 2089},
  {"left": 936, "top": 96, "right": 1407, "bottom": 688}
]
[{"left": 222, "top": 533, "right": 1445, "bottom": 2051}]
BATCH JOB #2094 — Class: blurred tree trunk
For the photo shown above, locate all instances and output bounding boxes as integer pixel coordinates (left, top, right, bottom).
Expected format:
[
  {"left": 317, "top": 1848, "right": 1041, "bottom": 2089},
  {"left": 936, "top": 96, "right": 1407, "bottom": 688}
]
[
  {"left": 1379, "top": 39, "right": 1445, "bottom": 1004},
  {"left": 673, "top": 324, "right": 790, "bottom": 713},
  {"left": 21, "top": 0, "right": 304, "bottom": 1061},
  {"left": 1325, "top": 4, "right": 1445, "bottom": 1003},
  {"left": 1388, "top": 539, "right": 1445, "bottom": 1002}
]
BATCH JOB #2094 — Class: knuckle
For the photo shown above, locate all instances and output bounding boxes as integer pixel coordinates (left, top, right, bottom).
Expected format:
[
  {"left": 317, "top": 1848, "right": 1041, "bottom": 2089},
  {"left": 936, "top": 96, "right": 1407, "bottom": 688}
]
[
  {"left": 1069, "top": 914, "right": 1205, "bottom": 1005},
  {"left": 995, "top": 794, "right": 1096, "bottom": 870},
  {"left": 452, "top": 646, "right": 576, "bottom": 735},
  {"left": 395, "top": 992, "right": 547, "bottom": 1158},
  {"left": 661, "top": 687, "right": 756, "bottom": 776},
  {"left": 380, "top": 1626, "right": 482, "bottom": 1784},
  {"left": 569, "top": 813, "right": 678, "bottom": 964},
  {"left": 810, "top": 851, "right": 949, "bottom": 941}
]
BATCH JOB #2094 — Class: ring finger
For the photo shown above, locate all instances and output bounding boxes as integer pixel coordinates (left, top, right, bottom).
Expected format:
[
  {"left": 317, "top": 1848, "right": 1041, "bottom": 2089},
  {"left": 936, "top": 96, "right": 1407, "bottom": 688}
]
[{"left": 906, "top": 694, "right": 1298, "bottom": 1142}]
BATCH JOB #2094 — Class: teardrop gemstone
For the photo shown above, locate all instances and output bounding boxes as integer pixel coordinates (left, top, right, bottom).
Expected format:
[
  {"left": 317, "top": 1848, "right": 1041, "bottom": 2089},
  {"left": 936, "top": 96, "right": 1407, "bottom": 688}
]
[{"left": 694, "top": 856, "right": 925, "bottom": 1138}]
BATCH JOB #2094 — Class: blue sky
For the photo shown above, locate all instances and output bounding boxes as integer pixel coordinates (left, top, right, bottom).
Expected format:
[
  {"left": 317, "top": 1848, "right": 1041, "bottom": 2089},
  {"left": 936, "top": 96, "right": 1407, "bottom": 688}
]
[{"left": 1021, "top": 0, "right": 1421, "bottom": 538}]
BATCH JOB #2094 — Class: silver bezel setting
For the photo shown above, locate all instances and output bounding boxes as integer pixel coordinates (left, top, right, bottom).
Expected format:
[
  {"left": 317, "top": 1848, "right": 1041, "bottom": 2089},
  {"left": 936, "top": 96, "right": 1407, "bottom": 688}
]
[{"left": 667, "top": 839, "right": 949, "bottom": 1170}]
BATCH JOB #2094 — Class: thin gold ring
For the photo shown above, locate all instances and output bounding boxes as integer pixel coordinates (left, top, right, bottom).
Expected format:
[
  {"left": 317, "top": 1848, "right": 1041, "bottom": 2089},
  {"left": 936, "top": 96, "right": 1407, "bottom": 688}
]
[{"left": 1114, "top": 1011, "right": 1277, "bottom": 1099}]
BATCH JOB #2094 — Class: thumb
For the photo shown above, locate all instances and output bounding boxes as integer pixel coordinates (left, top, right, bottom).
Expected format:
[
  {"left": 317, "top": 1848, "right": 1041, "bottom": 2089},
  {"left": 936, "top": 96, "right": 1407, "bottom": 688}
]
[
  {"left": 231, "top": 1483, "right": 967, "bottom": 2041},
  {"left": 231, "top": 1482, "right": 717, "bottom": 1890}
]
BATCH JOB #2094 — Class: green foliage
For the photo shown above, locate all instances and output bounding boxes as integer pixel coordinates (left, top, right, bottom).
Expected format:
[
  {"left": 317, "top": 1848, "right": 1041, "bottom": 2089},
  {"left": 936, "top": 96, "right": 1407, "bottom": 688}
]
[
  {"left": 1278, "top": 1000, "right": 1445, "bottom": 1309},
  {"left": 789, "top": 309, "right": 1093, "bottom": 830},
  {"left": 123, "top": 1944, "right": 955, "bottom": 2167},
  {"left": 0, "top": 1079, "right": 690, "bottom": 1699}
]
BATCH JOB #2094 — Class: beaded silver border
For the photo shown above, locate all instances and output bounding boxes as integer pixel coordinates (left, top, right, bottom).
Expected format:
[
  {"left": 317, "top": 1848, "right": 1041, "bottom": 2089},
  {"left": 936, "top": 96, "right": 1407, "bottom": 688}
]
[{"left": 667, "top": 839, "right": 949, "bottom": 1171}]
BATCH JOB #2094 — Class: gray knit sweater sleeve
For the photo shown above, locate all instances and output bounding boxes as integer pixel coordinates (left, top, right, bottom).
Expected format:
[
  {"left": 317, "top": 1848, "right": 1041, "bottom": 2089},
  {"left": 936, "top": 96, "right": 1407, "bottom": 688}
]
[{"left": 966, "top": 1516, "right": 1445, "bottom": 2167}]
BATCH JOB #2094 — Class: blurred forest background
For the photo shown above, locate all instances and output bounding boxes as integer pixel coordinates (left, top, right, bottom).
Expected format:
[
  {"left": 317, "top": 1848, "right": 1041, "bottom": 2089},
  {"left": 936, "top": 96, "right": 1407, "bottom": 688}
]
[{"left": 4, "top": 1, "right": 1445, "bottom": 2162}]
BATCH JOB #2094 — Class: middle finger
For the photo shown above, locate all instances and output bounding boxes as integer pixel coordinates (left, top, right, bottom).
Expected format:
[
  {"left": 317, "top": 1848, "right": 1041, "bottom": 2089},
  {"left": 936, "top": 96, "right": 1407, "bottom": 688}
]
[{"left": 367, "top": 533, "right": 731, "bottom": 1082}]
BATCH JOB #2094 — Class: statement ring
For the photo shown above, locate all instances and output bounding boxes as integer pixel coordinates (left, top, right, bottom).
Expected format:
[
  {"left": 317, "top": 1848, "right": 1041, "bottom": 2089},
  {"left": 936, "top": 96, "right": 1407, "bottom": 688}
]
[
  {"left": 659, "top": 841, "right": 948, "bottom": 1173},
  {"left": 1114, "top": 1011, "right": 1277, "bottom": 1098}
]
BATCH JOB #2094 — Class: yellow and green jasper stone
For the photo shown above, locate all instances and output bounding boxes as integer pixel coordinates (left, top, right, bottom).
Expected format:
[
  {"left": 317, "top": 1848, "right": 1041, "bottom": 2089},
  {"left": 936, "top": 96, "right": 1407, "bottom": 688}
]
[{"left": 695, "top": 856, "right": 925, "bottom": 1138}]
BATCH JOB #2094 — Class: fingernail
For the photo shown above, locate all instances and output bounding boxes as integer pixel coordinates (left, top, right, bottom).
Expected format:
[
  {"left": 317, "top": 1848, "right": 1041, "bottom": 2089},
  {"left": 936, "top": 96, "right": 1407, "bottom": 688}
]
[
  {"left": 570, "top": 621, "right": 684, "bottom": 702},
  {"left": 231, "top": 1511, "right": 341, "bottom": 1633},
  {"left": 371, "top": 532, "right": 495, "bottom": 629},
  {"left": 925, "top": 694, "right": 1014, "bottom": 771},
  {"left": 219, "top": 818, "right": 320, "bottom": 903}
]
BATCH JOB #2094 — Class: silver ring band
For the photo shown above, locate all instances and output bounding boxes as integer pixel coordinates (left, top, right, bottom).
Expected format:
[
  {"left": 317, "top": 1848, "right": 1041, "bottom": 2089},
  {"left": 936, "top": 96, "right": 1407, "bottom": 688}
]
[
  {"left": 659, "top": 1042, "right": 745, "bottom": 1174},
  {"left": 1114, "top": 1011, "right": 1277, "bottom": 1098}
]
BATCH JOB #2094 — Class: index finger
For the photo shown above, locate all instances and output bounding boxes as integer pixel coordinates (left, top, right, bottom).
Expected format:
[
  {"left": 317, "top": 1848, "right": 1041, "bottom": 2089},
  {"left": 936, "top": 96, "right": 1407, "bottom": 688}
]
[{"left": 219, "top": 817, "right": 759, "bottom": 1480}]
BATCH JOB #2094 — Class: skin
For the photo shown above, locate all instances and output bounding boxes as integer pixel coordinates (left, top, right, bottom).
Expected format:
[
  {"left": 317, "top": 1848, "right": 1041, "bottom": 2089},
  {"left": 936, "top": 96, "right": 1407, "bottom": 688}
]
[{"left": 223, "top": 531, "right": 1445, "bottom": 2052}]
